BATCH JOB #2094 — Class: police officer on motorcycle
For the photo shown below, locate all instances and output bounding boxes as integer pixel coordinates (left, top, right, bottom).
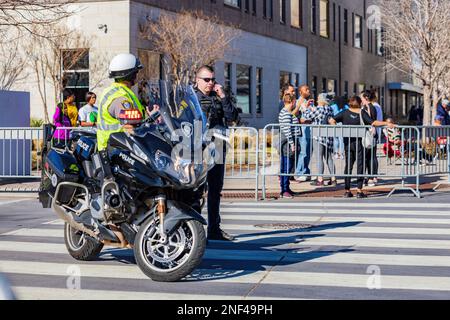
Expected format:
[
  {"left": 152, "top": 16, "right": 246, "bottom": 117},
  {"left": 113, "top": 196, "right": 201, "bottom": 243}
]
[
  {"left": 194, "top": 65, "right": 239, "bottom": 241},
  {"left": 97, "top": 53, "right": 150, "bottom": 151}
]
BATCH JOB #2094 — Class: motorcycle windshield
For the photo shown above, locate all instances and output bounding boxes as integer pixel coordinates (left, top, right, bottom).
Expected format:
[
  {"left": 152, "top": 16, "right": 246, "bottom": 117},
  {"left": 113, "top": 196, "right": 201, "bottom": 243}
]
[{"left": 138, "top": 81, "right": 214, "bottom": 188}]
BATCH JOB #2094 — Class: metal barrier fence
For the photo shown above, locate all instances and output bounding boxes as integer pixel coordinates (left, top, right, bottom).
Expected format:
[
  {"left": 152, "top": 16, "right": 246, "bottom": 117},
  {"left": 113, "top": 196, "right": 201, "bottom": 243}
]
[
  {"left": 0, "top": 127, "right": 44, "bottom": 179},
  {"left": 415, "top": 126, "right": 450, "bottom": 191},
  {"left": 1, "top": 125, "right": 449, "bottom": 199},
  {"left": 225, "top": 127, "right": 259, "bottom": 201},
  {"left": 261, "top": 124, "right": 424, "bottom": 199}
]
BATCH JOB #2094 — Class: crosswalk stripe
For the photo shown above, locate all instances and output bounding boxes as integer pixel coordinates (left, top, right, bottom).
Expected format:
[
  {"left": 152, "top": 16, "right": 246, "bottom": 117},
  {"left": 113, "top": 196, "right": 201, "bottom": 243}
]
[
  {"left": 42, "top": 214, "right": 450, "bottom": 226},
  {"left": 221, "top": 202, "right": 450, "bottom": 209},
  {"left": 8, "top": 224, "right": 450, "bottom": 239},
  {"left": 4, "top": 260, "right": 450, "bottom": 291},
  {"left": 220, "top": 208, "right": 450, "bottom": 216},
  {"left": 11, "top": 286, "right": 287, "bottom": 300},
  {"left": 5, "top": 238, "right": 450, "bottom": 268}
]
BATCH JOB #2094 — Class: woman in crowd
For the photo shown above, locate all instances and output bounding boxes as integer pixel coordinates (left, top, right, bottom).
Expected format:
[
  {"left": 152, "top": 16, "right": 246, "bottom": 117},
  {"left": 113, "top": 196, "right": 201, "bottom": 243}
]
[
  {"left": 329, "top": 96, "right": 395, "bottom": 198},
  {"left": 78, "top": 92, "right": 98, "bottom": 127},
  {"left": 302, "top": 93, "right": 337, "bottom": 187},
  {"left": 53, "top": 89, "right": 76, "bottom": 143},
  {"left": 360, "top": 90, "right": 380, "bottom": 187},
  {"left": 330, "top": 95, "right": 349, "bottom": 160},
  {"left": 278, "top": 93, "right": 302, "bottom": 198}
]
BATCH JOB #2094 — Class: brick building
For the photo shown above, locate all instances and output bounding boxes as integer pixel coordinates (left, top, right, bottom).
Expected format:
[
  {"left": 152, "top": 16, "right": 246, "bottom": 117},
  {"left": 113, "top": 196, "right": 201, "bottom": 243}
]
[{"left": 19, "top": 0, "right": 422, "bottom": 127}]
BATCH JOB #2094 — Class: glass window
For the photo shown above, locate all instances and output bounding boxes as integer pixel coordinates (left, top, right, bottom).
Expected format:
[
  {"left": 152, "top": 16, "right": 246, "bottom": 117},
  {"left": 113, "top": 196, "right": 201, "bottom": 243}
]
[
  {"left": 244, "top": 0, "right": 249, "bottom": 12},
  {"left": 236, "top": 64, "right": 251, "bottom": 114},
  {"left": 354, "top": 14, "right": 363, "bottom": 49},
  {"left": 264, "top": 0, "right": 274, "bottom": 20},
  {"left": 376, "top": 27, "right": 383, "bottom": 56},
  {"left": 319, "top": 0, "right": 329, "bottom": 38},
  {"left": 291, "top": 0, "right": 301, "bottom": 28},
  {"left": 327, "top": 79, "right": 335, "bottom": 93},
  {"left": 358, "top": 83, "right": 365, "bottom": 94},
  {"left": 344, "top": 81, "right": 349, "bottom": 97},
  {"left": 312, "top": 76, "right": 318, "bottom": 100},
  {"left": 224, "top": 0, "right": 241, "bottom": 8},
  {"left": 279, "top": 71, "right": 291, "bottom": 96},
  {"left": 252, "top": 0, "right": 256, "bottom": 15},
  {"left": 256, "top": 67, "right": 263, "bottom": 114},
  {"left": 280, "top": 0, "right": 286, "bottom": 24},
  {"left": 344, "top": 9, "right": 348, "bottom": 44},
  {"left": 224, "top": 62, "right": 232, "bottom": 91},
  {"left": 61, "top": 49, "right": 90, "bottom": 109},
  {"left": 311, "top": 0, "right": 317, "bottom": 34},
  {"left": 263, "top": 0, "right": 267, "bottom": 18},
  {"left": 322, "top": 78, "right": 327, "bottom": 93}
]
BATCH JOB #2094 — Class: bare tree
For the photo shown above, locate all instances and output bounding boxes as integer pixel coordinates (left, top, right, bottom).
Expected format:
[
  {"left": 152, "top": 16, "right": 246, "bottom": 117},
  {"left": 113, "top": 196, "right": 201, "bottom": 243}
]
[
  {"left": 0, "top": 0, "right": 75, "bottom": 40},
  {"left": 0, "top": 38, "right": 28, "bottom": 90},
  {"left": 140, "top": 10, "right": 240, "bottom": 88},
  {"left": 26, "top": 24, "right": 106, "bottom": 122},
  {"left": 378, "top": 0, "right": 450, "bottom": 125}
]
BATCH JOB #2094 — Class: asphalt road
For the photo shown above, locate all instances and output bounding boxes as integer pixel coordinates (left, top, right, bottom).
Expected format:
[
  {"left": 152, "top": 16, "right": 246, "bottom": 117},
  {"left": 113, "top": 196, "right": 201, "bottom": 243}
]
[{"left": 1, "top": 193, "right": 450, "bottom": 300}]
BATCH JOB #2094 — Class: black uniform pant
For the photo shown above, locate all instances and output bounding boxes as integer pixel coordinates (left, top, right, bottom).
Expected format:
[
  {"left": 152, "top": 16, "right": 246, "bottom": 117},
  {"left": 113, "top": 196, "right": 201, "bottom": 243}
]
[
  {"left": 207, "top": 162, "right": 225, "bottom": 235},
  {"left": 344, "top": 141, "right": 365, "bottom": 190}
]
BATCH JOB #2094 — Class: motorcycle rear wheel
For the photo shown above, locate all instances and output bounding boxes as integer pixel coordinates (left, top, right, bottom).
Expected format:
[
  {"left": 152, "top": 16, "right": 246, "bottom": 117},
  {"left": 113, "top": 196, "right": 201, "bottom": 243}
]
[
  {"left": 134, "top": 218, "right": 206, "bottom": 282},
  {"left": 64, "top": 223, "right": 104, "bottom": 261}
]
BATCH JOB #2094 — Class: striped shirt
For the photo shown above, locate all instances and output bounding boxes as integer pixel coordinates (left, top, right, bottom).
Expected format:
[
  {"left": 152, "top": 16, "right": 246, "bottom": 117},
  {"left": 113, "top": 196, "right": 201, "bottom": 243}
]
[{"left": 279, "top": 108, "right": 302, "bottom": 148}]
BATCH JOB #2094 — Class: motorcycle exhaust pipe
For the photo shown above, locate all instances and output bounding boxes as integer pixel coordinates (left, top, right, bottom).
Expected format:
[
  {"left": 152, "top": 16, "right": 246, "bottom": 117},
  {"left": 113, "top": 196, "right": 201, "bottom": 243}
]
[{"left": 52, "top": 202, "right": 99, "bottom": 239}]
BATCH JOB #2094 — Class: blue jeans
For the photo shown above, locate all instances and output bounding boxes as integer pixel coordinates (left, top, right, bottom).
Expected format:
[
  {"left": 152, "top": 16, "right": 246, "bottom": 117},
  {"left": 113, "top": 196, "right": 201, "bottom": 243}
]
[
  {"left": 334, "top": 137, "right": 344, "bottom": 154},
  {"left": 295, "top": 127, "right": 311, "bottom": 176},
  {"left": 280, "top": 154, "right": 294, "bottom": 193}
]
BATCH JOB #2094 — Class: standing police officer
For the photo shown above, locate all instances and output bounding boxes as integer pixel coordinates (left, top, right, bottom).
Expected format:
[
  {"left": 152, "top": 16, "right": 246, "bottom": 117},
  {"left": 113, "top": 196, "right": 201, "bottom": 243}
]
[{"left": 195, "top": 65, "right": 238, "bottom": 241}]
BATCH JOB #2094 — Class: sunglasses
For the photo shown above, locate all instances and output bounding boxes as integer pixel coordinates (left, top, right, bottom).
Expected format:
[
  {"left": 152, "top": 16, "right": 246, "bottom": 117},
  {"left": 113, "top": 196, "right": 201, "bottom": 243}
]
[{"left": 199, "top": 77, "right": 216, "bottom": 83}]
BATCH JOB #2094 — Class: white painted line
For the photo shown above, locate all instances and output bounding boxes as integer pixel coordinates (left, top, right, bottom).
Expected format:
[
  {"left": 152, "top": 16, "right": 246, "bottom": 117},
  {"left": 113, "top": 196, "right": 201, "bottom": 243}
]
[
  {"left": 221, "top": 202, "right": 450, "bottom": 209},
  {"left": 4, "top": 260, "right": 450, "bottom": 292},
  {"left": 1, "top": 228, "right": 64, "bottom": 237},
  {"left": 219, "top": 208, "right": 450, "bottom": 216},
  {"left": 0, "top": 200, "right": 27, "bottom": 207},
  {"left": 12, "top": 286, "right": 285, "bottom": 301}
]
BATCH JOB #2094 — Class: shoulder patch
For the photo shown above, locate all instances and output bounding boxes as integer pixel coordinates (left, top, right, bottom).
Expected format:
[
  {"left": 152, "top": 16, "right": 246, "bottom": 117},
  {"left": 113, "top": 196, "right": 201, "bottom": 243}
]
[{"left": 121, "top": 100, "right": 133, "bottom": 109}]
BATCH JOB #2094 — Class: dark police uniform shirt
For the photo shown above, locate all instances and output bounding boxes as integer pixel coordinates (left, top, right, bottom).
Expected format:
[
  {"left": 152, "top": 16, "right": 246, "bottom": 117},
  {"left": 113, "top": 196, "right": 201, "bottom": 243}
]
[{"left": 195, "top": 89, "right": 238, "bottom": 129}]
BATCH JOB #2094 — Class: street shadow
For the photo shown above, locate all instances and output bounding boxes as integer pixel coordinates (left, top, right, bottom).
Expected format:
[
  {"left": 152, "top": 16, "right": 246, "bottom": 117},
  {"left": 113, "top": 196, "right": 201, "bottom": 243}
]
[{"left": 95, "top": 221, "right": 362, "bottom": 282}]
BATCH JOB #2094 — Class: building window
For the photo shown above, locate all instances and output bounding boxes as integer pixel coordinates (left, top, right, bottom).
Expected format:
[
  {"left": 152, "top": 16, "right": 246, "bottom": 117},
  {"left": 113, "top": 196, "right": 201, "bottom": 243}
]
[
  {"left": 321, "top": 78, "right": 327, "bottom": 93},
  {"left": 312, "top": 76, "right": 318, "bottom": 100},
  {"left": 354, "top": 14, "right": 363, "bottom": 49},
  {"left": 62, "top": 49, "right": 90, "bottom": 109},
  {"left": 344, "top": 81, "right": 349, "bottom": 97},
  {"left": 291, "top": 0, "right": 302, "bottom": 28},
  {"left": 294, "top": 73, "right": 300, "bottom": 97},
  {"left": 224, "top": 0, "right": 241, "bottom": 8},
  {"left": 264, "top": 0, "right": 274, "bottom": 20},
  {"left": 252, "top": 0, "right": 257, "bottom": 15},
  {"left": 358, "top": 83, "right": 365, "bottom": 94},
  {"left": 353, "top": 83, "right": 357, "bottom": 95},
  {"left": 244, "top": 0, "right": 250, "bottom": 12},
  {"left": 319, "top": 0, "right": 329, "bottom": 38},
  {"left": 343, "top": 9, "right": 348, "bottom": 44},
  {"left": 256, "top": 67, "right": 263, "bottom": 114},
  {"left": 311, "top": 0, "right": 317, "bottom": 34},
  {"left": 236, "top": 64, "right": 251, "bottom": 114},
  {"left": 279, "top": 71, "right": 291, "bottom": 96},
  {"left": 327, "top": 79, "right": 336, "bottom": 93},
  {"left": 224, "top": 62, "right": 232, "bottom": 91},
  {"left": 280, "top": 0, "right": 286, "bottom": 24},
  {"left": 333, "top": 3, "right": 336, "bottom": 41},
  {"left": 376, "top": 27, "right": 383, "bottom": 56}
]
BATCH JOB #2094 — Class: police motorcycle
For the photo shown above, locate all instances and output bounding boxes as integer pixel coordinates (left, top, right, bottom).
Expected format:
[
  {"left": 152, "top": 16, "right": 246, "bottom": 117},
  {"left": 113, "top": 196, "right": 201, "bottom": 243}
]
[{"left": 38, "top": 82, "right": 223, "bottom": 282}]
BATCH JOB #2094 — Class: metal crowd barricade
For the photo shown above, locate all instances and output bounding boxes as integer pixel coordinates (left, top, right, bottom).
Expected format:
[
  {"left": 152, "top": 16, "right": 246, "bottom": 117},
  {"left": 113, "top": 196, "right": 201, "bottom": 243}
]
[
  {"left": 0, "top": 127, "right": 44, "bottom": 179},
  {"left": 415, "top": 126, "right": 450, "bottom": 191},
  {"left": 224, "top": 127, "right": 260, "bottom": 201},
  {"left": 261, "top": 124, "right": 422, "bottom": 199}
]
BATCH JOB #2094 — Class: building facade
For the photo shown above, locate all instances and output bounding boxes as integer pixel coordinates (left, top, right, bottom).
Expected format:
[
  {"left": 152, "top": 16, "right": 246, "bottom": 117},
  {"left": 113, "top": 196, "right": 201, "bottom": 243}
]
[{"left": 19, "top": 0, "right": 422, "bottom": 127}]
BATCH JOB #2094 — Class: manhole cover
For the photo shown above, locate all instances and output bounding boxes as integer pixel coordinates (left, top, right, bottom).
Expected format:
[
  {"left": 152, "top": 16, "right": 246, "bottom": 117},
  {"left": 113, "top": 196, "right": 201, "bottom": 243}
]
[{"left": 254, "top": 223, "right": 314, "bottom": 230}]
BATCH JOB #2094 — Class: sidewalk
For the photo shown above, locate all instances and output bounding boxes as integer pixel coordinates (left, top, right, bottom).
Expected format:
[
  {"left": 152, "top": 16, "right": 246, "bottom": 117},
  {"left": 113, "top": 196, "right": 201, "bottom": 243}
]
[{"left": 222, "top": 174, "right": 450, "bottom": 199}]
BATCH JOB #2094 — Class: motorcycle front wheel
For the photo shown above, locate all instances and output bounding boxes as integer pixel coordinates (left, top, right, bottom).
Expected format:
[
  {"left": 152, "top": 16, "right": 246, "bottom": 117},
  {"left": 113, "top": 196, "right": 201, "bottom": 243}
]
[{"left": 134, "top": 217, "right": 206, "bottom": 282}]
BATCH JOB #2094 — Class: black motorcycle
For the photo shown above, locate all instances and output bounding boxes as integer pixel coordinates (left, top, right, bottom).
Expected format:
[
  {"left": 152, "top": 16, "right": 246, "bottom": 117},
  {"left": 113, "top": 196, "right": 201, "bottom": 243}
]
[{"left": 39, "top": 83, "right": 220, "bottom": 282}]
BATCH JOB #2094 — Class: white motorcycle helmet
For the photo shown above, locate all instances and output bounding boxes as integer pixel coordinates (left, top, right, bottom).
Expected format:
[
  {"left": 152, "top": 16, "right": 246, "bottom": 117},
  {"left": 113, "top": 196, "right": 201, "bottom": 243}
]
[{"left": 109, "top": 53, "right": 143, "bottom": 80}]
